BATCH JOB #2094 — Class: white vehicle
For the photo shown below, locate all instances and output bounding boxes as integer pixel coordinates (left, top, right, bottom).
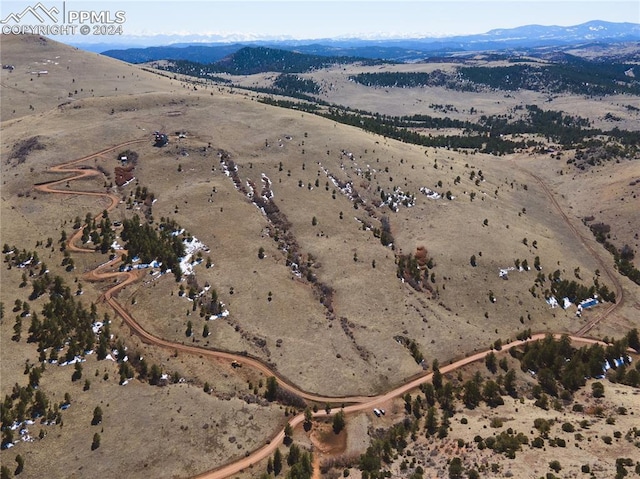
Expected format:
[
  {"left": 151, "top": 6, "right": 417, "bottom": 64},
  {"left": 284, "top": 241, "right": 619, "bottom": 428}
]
[
  {"left": 373, "top": 408, "right": 381, "bottom": 417},
  {"left": 379, "top": 409, "right": 385, "bottom": 415}
]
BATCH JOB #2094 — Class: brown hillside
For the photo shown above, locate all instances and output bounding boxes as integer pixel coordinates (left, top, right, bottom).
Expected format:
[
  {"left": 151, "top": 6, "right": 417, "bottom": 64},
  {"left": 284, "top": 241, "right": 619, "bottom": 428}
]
[{"left": 1, "top": 34, "right": 638, "bottom": 479}]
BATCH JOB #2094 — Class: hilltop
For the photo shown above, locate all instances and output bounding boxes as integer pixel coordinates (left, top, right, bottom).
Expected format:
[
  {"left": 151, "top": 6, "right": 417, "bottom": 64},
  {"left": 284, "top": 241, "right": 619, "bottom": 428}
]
[{"left": 1, "top": 34, "right": 638, "bottom": 479}]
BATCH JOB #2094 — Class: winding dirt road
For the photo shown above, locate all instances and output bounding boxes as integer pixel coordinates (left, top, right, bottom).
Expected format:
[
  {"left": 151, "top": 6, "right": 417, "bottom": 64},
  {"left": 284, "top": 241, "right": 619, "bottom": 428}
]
[
  {"left": 193, "top": 334, "right": 606, "bottom": 479},
  {"left": 37, "top": 141, "right": 624, "bottom": 479}
]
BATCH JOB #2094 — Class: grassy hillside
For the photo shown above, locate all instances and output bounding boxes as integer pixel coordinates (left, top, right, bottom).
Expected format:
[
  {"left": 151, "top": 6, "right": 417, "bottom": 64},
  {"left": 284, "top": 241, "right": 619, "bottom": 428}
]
[{"left": 1, "top": 34, "right": 638, "bottom": 479}]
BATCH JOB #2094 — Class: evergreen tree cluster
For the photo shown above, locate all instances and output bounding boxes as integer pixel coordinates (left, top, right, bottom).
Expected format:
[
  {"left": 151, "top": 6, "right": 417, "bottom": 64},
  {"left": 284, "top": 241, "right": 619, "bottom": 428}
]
[
  {"left": 120, "top": 215, "right": 185, "bottom": 281},
  {"left": 530, "top": 267, "right": 615, "bottom": 304},
  {"left": 351, "top": 58, "right": 640, "bottom": 96},
  {"left": 79, "top": 210, "right": 116, "bottom": 254},
  {"left": 27, "top": 276, "right": 97, "bottom": 362},
  {"left": 355, "top": 331, "right": 639, "bottom": 477},
  {"left": 585, "top": 220, "right": 640, "bottom": 286},
  {"left": 160, "top": 46, "right": 381, "bottom": 76},
  {"left": 264, "top": 445, "right": 313, "bottom": 479},
  {"left": 515, "top": 334, "right": 638, "bottom": 394},
  {"left": 2, "top": 245, "right": 41, "bottom": 272},
  {"left": 459, "top": 59, "right": 640, "bottom": 96},
  {"left": 1, "top": 379, "right": 62, "bottom": 450},
  {"left": 258, "top": 96, "right": 638, "bottom": 160},
  {"left": 396, "top": 251, "right": 435, "bottom": 294},
  {"left": 359, "top": 418, "right": 418, "bottom": 478},
  {"left": 350, "top": 70, "right": 454, "bottom": 89},
  {"left": 154, "top": 60, "right": 233, "bottom": 83},
  {"left": 273, "top": 74, "right": 320, "bottom": 95}
]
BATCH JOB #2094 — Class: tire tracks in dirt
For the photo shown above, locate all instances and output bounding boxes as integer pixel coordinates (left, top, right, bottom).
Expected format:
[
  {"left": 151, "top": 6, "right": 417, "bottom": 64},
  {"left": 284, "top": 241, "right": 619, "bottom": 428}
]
[{"left": 511, "top": 162, "right": 624, "bottom": 336}]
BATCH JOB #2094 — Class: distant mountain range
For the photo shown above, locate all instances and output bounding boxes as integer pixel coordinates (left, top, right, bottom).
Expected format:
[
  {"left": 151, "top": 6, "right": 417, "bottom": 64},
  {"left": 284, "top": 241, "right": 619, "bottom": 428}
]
[{"left": 97, "top": 21, "right": 640, "bottom": 64}]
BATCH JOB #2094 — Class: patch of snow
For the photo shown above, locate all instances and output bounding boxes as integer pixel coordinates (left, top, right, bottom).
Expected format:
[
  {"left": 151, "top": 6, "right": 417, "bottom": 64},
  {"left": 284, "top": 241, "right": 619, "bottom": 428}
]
[
  {"left": 420, "top": 187, "right": 441, "bottom": 199},
  {"left": 546, "top": 296, "right": 559, "bottom": 308},
  {"left": 380, "top": 186, "right": 415, "bottom": 212},
  {"left": 208, "top": 309, "right": 229, "bottom": 320},
  {"left": 59, "top": 356, "right": 85, "bottom": 367}
]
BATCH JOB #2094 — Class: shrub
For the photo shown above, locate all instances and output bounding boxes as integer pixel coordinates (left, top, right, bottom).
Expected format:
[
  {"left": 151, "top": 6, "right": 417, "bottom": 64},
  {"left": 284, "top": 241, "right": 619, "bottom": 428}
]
[
  {"left": 490, "top": 418, "right": 503, "bottom": 428},
  {"left": 553, "top": 437, "right": 566, "bottom": 447},
  {"left": 592, "top": 382, "right": 605, "bottom": 398},
  {"left": 549, "top": 460, "right": 562, "bottom": 472}
]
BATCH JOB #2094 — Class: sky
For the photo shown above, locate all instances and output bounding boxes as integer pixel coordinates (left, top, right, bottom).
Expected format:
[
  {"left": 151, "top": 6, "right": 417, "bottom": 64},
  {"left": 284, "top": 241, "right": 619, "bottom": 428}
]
[{"left": 1, "top": 0, "right": 639, "bottom": 45}]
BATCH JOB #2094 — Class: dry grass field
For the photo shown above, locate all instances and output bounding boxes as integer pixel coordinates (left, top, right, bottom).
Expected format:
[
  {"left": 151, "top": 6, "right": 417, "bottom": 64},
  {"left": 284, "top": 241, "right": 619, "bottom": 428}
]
[
  {"left": 1, "top": 34, "right": 638, "bottom": 478},
  {"left": 236, "top": 349, "right": 640, "bottom": 479}
]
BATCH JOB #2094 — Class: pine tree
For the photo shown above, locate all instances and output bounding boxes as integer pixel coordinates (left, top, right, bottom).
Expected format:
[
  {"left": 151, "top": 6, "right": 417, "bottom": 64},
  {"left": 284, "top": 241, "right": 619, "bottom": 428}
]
[
  {"left": 1, "top": 465, "right": 12, "bottom": 479},
  {"left": 332, "top": 409, "right": 346, "bottom": 434},
  {"left": 92, "top": 406, "right": 103, "bottom": 425},
  {"left": 485, "top": 351, "right": 497, "bottom": 374},
  {"left": 149, "top": 364, "right": 162, "bottom": 385},
  {"left": 15, "top": 454, "right": 24, "bottom": 475},
  {"left": 273, "top": 448, "right": 283, "bottom": 476},
  {"left": 287, "top": 443, "right": 300, "bottom": 466},
  {"left": 432, "top": 359, "right": 442, "bottom": 391},
  {"left": 265, "top": 376, "right": 277, "bottom": 401},
  {"left": 448, "top": 457, "right": 463, "bottom": 479},
  {"left": 284, "top": 423, "right": 293, "bottom": 445},
  {"left": 71, "top": 362, "right": 83, "bottom": 382},
  {"left": 303, "top": 407, "right": 313, "bottom": 431},
  {"left": 463, "top": 379, "right": 481, "bottom": 409},
  {"left": 425, "top": 406, "right": 438, "bottom": 436},
  {"left": 91, "top": 433, "right": 101, "bottom": 450},
  {"left": 504, "top": 369, "right": 517, "bottom": 397}
]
